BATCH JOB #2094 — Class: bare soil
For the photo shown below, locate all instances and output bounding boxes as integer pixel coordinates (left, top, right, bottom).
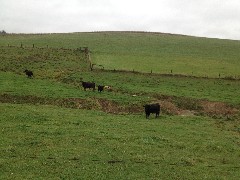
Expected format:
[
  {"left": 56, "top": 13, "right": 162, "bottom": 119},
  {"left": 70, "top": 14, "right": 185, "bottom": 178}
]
[{"left": 1, "top": 93, "right": 239, "bottom": 119}]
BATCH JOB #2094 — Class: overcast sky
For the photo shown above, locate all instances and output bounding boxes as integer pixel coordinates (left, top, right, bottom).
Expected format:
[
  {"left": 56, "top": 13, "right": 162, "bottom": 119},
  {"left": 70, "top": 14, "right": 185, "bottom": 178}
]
[{"left": 1, "top": 0, "right": 240, "bottom": 40}]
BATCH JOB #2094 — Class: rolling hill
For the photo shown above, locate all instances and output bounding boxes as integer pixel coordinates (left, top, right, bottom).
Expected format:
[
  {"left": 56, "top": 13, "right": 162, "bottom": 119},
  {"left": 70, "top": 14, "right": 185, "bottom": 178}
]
[
  {"left": 1, "top": 31, "right": 240, "bottom": 78},
  {"left": 0, "top": 32, "right": 240, "bottom": 179}
]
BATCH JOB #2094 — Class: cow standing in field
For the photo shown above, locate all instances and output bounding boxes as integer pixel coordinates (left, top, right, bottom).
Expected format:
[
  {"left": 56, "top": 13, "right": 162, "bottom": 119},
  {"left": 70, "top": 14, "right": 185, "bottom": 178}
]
[
  {"left": 81, "top": 81, "right": 95, "bottom": 91},
  {"left": 143, "top": 103, "right": 160, "bottom": 119},
  {"left": 98, "top": 85, "right": 104, "bottom": 92},
  {"left": 24, "top": 70, "right": 33, "bottom": 78}
]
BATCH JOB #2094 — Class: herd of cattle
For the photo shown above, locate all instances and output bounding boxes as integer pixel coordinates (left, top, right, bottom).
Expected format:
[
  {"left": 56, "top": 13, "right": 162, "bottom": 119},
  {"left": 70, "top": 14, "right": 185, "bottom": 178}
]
[
  {"left": 81, "top": 81, "right": 112, "bottom": 92},
  {"left": 24, "top": 69, "right": 161, "bottom": 118}
]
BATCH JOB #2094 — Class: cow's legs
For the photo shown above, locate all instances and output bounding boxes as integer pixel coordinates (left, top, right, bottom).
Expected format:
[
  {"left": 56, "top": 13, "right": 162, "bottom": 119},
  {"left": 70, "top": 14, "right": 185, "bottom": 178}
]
[{"left": 146, "top": 113, "right": 150, "bottom": 119}]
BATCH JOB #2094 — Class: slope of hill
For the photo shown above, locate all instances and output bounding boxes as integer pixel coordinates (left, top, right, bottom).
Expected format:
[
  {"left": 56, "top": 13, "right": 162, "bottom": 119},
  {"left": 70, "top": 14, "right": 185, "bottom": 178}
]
[
  {"left": 1, "top": 31, "right": 240, "bottom": 78},
  {"left": 0, "top": 32, "right": 240, "bottom": 179}
]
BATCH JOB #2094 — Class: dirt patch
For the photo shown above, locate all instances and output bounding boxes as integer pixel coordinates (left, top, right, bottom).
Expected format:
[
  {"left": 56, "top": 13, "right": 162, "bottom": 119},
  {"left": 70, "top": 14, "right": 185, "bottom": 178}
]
[
  {"left": 0, "top": 94, "right": 141, "bottom": 114},
  {"left": 155, "top": 100, "right": 196, "bottom": 116},
  {"left": 95, "top": 98, "right": 124, "bottom": 114},
  {"left": 154, "top": 95, "right": 239, "bottom": 117},
  {"left": 159, "top": 100, "right": 181, "bottom": 115},
  {"left": 199, "top": 100, "right": 239, "bottom": 117},
  {"left": 0, "top": 93, "right": 239, "bottom": 118}
]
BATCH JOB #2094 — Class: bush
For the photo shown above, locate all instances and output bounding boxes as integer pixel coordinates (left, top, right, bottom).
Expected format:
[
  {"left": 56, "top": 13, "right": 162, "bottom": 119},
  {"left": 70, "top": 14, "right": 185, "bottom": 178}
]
[{"left": 0, "top": 30, "right": 7, "bottom": 34}]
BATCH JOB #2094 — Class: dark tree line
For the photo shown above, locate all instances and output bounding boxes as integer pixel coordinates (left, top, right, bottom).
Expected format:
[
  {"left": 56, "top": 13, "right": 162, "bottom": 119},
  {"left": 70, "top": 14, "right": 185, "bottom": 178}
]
[{"left": 0, "top": 30, "right": 7, "bottom": 34}]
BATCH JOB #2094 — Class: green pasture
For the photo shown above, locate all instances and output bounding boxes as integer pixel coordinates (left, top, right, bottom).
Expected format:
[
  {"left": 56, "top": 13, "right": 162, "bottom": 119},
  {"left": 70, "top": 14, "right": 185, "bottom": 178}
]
[
  {"left": 0, "top": 33, "right": 240, "bottom": 179},
  {"left": 1, "top": 103, "right": 240, "bottom": 179},
  {"left": 1, "top": 32, "right": 240, "bottom": 78},
  {"left": 1, "top": 44, "right": 240, "bottom": 106},
  {"left": 1, "top": 70, "right": 240, "bottom": 106},
  {"left": 0, "top": 71, "right": 149, "bottom": 106}
]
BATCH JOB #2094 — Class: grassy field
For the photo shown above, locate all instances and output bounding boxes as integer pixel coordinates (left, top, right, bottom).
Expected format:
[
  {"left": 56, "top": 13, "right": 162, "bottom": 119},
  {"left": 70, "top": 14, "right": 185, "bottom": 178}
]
[
  {"left": 0, "top": 32, "right": 240, "bottom": 179},
  {"left": 1, "top": 103, "right": 240, "bottom": 179},
  {"left": 1, "top": 46, "right": 240, "bottom": 106},
  {"left": 1, "top": 32, "right": 240, "bottom": 78}
]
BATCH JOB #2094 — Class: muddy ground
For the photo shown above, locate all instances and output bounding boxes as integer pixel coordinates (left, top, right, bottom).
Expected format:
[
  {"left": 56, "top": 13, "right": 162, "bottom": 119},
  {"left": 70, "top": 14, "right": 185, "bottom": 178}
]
[{"left": 0, "top": 93, "right": 239, "bottom": 119}]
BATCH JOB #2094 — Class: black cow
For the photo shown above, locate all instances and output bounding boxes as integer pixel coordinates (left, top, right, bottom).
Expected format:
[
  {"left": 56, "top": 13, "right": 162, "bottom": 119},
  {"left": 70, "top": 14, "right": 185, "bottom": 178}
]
[
  {"left": 81, "top": 81, "right": 95, "bottom": 91},
  {"left": 143, "top": 103, "right": 160, "bottom": 119},
  {"left": 98, "top": 85, "right": 104, "bottom": 92},
  {"left": 24, "top": 70, "right": 33, "bottom": 78}
]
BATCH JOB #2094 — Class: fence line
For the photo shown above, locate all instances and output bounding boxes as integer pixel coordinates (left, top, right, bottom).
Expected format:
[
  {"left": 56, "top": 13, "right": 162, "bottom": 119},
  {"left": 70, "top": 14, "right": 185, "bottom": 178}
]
[{"left": 1, "top": 44, "right": 240, "bottom": 80}]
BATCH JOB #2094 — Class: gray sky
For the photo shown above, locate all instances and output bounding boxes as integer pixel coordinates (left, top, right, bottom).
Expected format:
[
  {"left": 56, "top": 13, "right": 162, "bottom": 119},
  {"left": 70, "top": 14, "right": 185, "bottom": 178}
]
[{"left": 1, "top": 0, "right": 240, "bottom": 40}]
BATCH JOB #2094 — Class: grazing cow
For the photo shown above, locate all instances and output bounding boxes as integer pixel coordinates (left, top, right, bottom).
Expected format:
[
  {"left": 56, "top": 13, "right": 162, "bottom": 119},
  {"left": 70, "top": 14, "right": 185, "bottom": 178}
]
[
  {"left": 81, "top": 81, "right": 95, "bottom": 91},
  {"left": 98, "top": 85, "right": 104, "bottom": 92},
  {"left": 143, "top": 103, "right": 160, "bottom": 119},
  {"left": 24, "top": 70, "right": 33, "bottom": 78}
]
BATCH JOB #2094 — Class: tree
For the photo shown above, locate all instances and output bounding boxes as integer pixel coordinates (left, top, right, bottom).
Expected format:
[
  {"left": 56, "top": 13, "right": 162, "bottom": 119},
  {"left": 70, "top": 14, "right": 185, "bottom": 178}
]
[{"left": 0, "top": 30, "right": 7, "bottom": 34}]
